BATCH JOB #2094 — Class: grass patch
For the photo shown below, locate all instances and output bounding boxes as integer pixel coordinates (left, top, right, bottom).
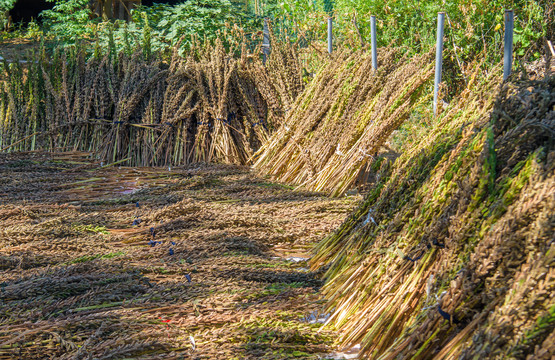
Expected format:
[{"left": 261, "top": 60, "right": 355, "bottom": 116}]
[
  {"left": 73, "top": 224, "right": 109, "bottom": 235},
  {"left": 68, "top": 251, "right": 125, "bottom": 264}
]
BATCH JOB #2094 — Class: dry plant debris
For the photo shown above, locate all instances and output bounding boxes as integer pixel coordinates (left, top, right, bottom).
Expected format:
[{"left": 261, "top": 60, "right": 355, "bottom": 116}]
[
  {"left": 0, "top": 152, "right": 359, "bottom": 359},
  {"left": 310, "top": 67, "right": 554, "bottom": 359}
]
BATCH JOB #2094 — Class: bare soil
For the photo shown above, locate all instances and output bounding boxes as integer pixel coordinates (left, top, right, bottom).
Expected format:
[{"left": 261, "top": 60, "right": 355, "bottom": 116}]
[{"left": 0, "top": 151, "right": 359, "bottom": 359}]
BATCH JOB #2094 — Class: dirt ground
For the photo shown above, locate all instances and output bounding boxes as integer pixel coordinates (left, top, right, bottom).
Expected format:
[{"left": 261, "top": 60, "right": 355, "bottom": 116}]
[{"left": 0, "top": 151, "right": 360, "bottom": 359}]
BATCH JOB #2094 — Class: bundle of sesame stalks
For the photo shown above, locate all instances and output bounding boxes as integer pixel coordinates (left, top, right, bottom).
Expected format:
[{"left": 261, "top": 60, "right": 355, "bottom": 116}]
[
  {"left": 251, "top": 47, "right": 435, "bottom": 196},
  {"left": 0, "top": 38, "right": 303, "bottom": 166},
  {"left": 310, "top": 64, "right": 554, "bottom": 359}
]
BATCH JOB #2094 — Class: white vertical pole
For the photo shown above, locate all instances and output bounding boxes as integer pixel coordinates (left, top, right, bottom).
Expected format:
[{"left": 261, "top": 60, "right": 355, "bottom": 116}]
[
  {"left": 262, "top": 17, "right": 270, "bottom": 65},
  {"left": 433, "top": 12, "right": 445, "bottom": 116},
  {"left": 327, "top": 17, "right": 333, "bottom": 54},
  {"left": 370, "top": 15, "right": 377, "bottom": 70},
  {"left": 503, "top": 10, "right": 514, "bottom": 81}
]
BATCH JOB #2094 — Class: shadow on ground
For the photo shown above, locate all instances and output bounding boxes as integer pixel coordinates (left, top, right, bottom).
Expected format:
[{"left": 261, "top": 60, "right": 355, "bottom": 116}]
[{"left": 0, "top": 153, "right": 359, "bottom": 359}]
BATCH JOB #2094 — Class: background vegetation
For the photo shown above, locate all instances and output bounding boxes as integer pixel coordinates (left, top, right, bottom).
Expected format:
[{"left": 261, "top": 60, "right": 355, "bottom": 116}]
[{"left": 0, "top": 0, "right": 551, "bottom": 61}]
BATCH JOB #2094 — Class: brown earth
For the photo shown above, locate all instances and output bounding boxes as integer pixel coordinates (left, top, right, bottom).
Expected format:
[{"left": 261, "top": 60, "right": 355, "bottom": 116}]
[{"left": 0, "top": 151, "right": 360, "bottom": 359}]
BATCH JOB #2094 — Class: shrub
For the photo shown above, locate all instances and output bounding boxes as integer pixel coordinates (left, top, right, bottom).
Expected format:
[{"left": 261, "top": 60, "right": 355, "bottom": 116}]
[
  {"left": 0, "top": 0, "right": 16, "bottom": 30},
  {"left": 41, "top": 0, "right": 98, "bottom": 41}
]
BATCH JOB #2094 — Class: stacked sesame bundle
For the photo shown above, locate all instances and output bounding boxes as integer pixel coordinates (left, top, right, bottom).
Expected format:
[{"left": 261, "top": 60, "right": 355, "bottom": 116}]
[
  {"left": 310, "top": 67, "right": 554, "bottom": 359},
  {"left": 252, "top": 48, "right": 435, "bottom": 196},
  {"left": 0, "top": 39, "right": 303, "bottom": 166}
]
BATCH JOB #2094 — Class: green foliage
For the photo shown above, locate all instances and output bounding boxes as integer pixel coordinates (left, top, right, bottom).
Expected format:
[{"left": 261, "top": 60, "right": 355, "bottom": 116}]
[
  {"left": 31, "top": 0, "right": 246, "bottom": 52},
  {"left": 0, "top": 0, "right": 16, "bottom": 29},
  {"left": 155, "top": 0, "right": 235, "bottom": 45},
  {"left": 1, "top": 0, "right": 550, "bottom": 66},
  {"left": 41, "top": 0, "right": 97, "bottom": 41},
  {"left": 513, "top": 1, "right": 547, "bottom": 57},
  {"left": 88, "top": 0, "right": 246, "bottom": 55},
  {"left": 0, "top": 0, "right": 15, "bottom": 12},
  {"left": 273, "top": 0, "right": 551, "bottom": 63},
  {"left": 123, "top": 0, "right": 238, "bottom": 51},
  {"left": 25, "top": 20, "right": 43, "bottom": 39},
  {"left": 323, "top": 0, "right": 334, "bottom": 15}
]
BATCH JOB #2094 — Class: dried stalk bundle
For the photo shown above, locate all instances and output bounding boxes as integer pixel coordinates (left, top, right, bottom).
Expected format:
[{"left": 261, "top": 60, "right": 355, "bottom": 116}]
[
  {"left": 311, "top": 66, "right": 555, "bottom": 359},
  {"left": 252, "top": 48, "right": 435, "bottom": 196},
  {"left": 0, "top": 39, "right": 304, "bottom": 166}
]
